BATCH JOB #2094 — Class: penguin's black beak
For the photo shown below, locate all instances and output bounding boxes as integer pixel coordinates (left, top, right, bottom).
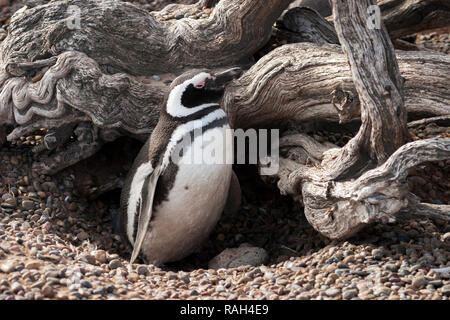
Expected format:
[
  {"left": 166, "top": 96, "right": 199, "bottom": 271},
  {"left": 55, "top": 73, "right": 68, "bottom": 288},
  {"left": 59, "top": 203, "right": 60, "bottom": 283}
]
[{"left": 205, "top": 67, "right": 243, "bottom": 91}]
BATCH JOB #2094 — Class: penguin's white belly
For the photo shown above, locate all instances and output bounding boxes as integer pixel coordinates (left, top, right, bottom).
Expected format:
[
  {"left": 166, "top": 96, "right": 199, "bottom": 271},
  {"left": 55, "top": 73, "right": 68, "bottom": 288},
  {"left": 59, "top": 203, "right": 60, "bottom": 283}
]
[{"left": 142, "top": 125, "right": 232, "bottom": 265}]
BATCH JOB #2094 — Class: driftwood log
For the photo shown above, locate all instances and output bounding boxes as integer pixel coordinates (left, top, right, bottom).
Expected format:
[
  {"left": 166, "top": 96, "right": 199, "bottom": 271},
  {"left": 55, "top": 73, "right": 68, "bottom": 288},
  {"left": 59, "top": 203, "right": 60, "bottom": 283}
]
[
  {"left": 272, "top": 0, "right": 449, "bottom": 239},
  {"left": 0, "top": 0, "right": 449, "bottom": 240}
]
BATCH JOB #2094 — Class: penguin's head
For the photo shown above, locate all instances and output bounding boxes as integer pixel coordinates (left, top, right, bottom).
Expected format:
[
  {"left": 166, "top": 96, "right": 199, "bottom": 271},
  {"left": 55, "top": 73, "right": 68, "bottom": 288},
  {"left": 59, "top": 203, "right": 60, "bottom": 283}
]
[{"left": 165, "top": 67, "right": 242, "bottom": 118}]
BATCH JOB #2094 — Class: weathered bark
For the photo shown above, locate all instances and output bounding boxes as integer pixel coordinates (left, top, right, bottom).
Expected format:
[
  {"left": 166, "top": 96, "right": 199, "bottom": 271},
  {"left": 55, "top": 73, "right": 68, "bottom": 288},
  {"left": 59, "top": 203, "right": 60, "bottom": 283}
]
[
  {"left": 329, "top": 0, "right": 411, "bottom": 177},
  {"left": 400, "top": 202, "right": 450, "bottom": 225},
  {"left": 408, "top": 115, "right": 450, "bottom": 128},
  {"left": 277, "top": 138, "right": 450, "bottom": 239},
  {"left": 1, "top": 41, "right": 449, "bottom": 174},
  {"left": 1, "top": 0, "right": 448, "bottom": 174},
  {"left": 393, "top": 39, "right": 437, "bottom": 52},
  {"left": 224, "top": 43, "right": 450, "bottom": 129},
  {"left": 276, "top": 7, "right": 339, "bottom": 45},
  {"left": 288, "top": 0, "right": 332, "bottom": 17},
  {"left": 3, "top": 0, "right": 291, "bottom": 75},
  {"left": 380, "top": 0, "right": 450, "bottom": 39},
  {"left": 283, "top": 0, "right": 450, "bottom": 43},
  {"left": 278, "top": 2, "right": 450, "bottom": 48},
  {"left": 0, "top": 0, "right": 292, "bottom": 173},
  {"left": 200, "top": 0, "right": 220, "bottom": 8},
  {"left": 267, "top": 0, "right": 450, "bottom": 239}
]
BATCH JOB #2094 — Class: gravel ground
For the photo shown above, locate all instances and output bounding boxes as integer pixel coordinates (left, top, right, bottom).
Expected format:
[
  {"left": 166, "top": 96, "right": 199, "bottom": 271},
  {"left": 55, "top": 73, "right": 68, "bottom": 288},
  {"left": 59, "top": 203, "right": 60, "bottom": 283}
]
[
  {"left": 0, "top": 0, "right": 449, "bottom": 301},
  {"left": 416, "top": 26, "right": 450, "bottom": 54},
  {"left": 0, "top": 124, "right": 448, "bottom": 300}
]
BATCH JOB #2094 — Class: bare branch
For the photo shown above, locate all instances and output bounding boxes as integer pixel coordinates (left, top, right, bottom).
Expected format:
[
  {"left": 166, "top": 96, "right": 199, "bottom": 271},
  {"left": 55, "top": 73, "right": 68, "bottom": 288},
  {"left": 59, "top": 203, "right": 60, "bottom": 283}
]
[
  {"left": 224, "top": 43, "right": 450, "bottom": 129},
  {"left": 2, "top": 0, "right": 291, "bottom": 74},
  {"left": 380, "top": 0, "right": 450, "bottom": 39}
]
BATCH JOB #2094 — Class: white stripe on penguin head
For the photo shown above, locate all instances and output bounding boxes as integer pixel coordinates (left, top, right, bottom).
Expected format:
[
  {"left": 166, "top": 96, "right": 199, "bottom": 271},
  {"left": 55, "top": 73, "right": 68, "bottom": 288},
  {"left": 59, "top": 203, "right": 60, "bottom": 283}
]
[{"left": 166, "top": 72, "right": 216, "bottom": 117}]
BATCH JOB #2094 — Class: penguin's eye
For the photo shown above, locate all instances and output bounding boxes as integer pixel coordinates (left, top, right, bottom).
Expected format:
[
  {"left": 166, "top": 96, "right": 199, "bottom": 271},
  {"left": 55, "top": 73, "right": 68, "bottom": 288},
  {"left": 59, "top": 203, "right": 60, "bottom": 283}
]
[{"left": 194, "top": 80, "right": 205, "bottom": 89}]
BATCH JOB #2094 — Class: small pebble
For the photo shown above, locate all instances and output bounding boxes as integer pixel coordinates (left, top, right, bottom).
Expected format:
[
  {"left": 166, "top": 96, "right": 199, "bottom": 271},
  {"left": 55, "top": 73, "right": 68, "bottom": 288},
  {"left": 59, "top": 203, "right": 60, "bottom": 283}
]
[
  {"left": 93, "top": 250, "right": 107, "bottom": 264},
  {"left": 25, "top": 260, "right": 42, "bottom": 269},
  {"left": 41, "top": 285, "right": 54, "bottom": 298},
  {"left": 342, "top": 289, "right": 358, "bottom": 299},
  {"left": 76, "top": 231, "right": 89, "bottom": 241},
  {"left": 208, "top": 246, "right": 268, "bottom": 269},
  {"left": 441, "top": 285, "right": 450, "bottom": 296},
  {"left": 371, "top": 248, "right": 385, "bottom": 260},
  {"left": 80, "top": 254, "right": 96, "bottom": 265},
  {"left": 0, "top": 260, "right": 18, "bottom": 273},
  {"left": 373, "top": 285, "right": 391, "bottom": 296},
  {"left": 325, "top": 288, "right": 340, "bottom": 297},
  {"left": 412, "top": 277, "right": 428, "bottom": 289},
  {"left": 429, "top": 280, "right": 442, "bottom": 288},
  {"left": 11, "top": 282, "right": 23, "bottom": 294},
  {"left": 137, "top": 265, "right": 149, "bottom": 276},
  {"left": 109, "top": 259, "right": 122, "bottom": 270}
]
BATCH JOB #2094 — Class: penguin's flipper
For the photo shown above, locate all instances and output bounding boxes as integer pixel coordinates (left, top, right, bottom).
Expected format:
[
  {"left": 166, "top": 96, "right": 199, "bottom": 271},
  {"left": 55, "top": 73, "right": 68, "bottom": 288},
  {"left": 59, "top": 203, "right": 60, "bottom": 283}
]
[{"left": 130, "top": 164, "right": 164, "bottom": 264}]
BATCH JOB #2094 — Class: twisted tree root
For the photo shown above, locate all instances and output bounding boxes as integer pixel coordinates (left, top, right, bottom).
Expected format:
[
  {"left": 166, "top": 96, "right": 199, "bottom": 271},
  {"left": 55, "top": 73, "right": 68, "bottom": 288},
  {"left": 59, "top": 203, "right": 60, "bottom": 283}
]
[{"left": 275, "top": 137, "right": 450, "bottom": 239}]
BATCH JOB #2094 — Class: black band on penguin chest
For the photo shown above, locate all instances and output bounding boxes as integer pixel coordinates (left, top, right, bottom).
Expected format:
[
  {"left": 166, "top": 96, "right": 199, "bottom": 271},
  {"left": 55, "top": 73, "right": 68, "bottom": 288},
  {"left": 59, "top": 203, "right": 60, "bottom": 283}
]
[{"left": 171, "top": 105, "right": 221, "bottom": 123}]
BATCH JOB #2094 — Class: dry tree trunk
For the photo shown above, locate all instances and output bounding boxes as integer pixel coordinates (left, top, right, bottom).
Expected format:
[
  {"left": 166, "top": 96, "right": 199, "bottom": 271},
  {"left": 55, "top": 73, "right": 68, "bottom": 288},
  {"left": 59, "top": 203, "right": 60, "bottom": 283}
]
[
  {"left": 268, "top": 0, "right": 450, "bottom": 239},
  {"left": 0, "top": 0, "right": 448, "bottom": 239},
  {"left": 0, "top": 0, "right": 293, "bottom": 173},
  {"left": 3, "top": 0, "right": 291, "bottom": 74},
  {"left": 276, "top": 0, "right": 450, "bottom": 48},
  {"left": 380, "top": 0, "right": 450, "bottom": 39},
  {"left": 327, "top": 0, "right": 411, "bottom": 178},
  {"left": 223, "top": 43, "right": 450, "bottom": 128}
]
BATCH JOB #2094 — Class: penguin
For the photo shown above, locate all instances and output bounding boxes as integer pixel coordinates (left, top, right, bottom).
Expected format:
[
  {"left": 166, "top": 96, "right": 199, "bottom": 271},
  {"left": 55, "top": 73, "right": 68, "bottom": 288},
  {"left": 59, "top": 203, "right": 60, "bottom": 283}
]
[{"left": 119, "top": 67, "right": 243, "bottom": 265}]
